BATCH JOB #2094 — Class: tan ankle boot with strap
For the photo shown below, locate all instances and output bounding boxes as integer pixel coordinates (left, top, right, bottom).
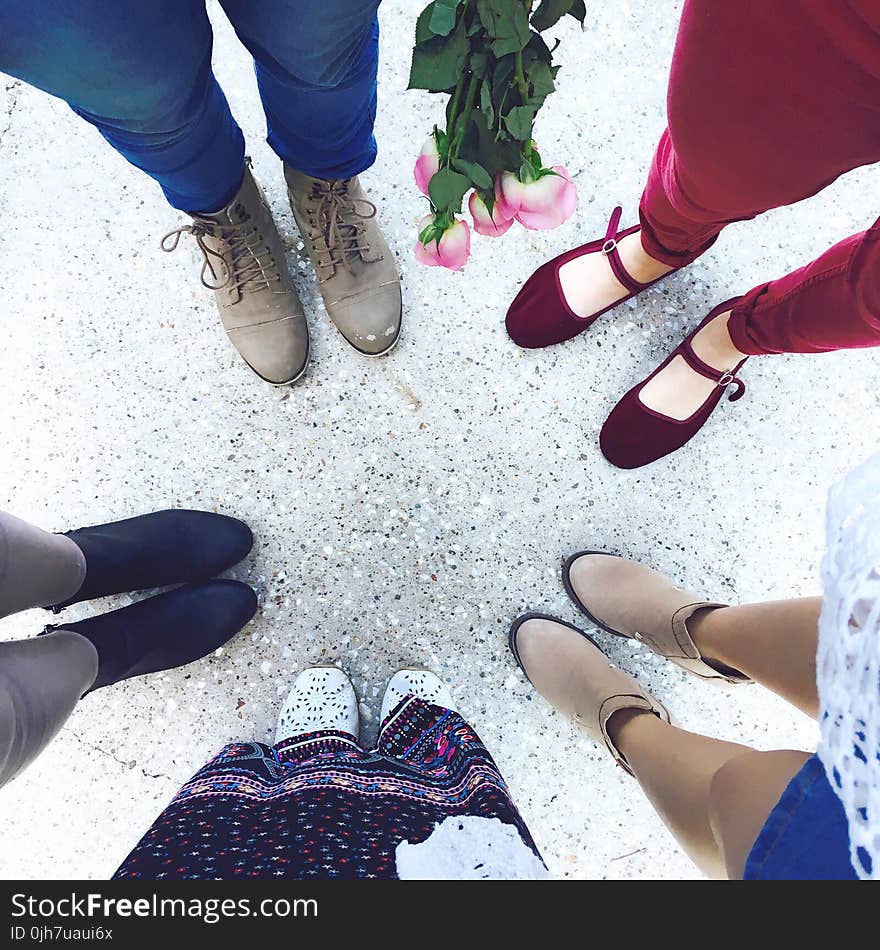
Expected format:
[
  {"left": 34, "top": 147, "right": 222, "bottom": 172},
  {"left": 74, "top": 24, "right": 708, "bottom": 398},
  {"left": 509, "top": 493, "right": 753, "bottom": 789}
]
[
  {"left": 509, "top": 613, "right": 670, "bottom": 774},
  {"left": 162, "top": 165, "right": 310, "bottom": 385},
  {"left": 285, "top": 167, "right": 402, "bottom": 356},
  {"left": 563, "top": 552, "right": 751, "bottom": 684}
]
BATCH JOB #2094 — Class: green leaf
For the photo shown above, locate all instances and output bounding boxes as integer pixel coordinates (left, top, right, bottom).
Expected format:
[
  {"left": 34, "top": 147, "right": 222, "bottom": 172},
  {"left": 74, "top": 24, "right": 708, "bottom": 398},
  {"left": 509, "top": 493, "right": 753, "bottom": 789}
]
[
  {"left": 526, "top": 60, "right": 555, "bottom": 105},
  {"left": 480, "top": 82, "right": 495, "bottom": 127},
  {"left": 568, "top": 0, "right": 587, "bottom": 25},
  {"left": 452, "top": 158, "right": 493, "bottom": 190},
  {"left": 504, "top": 105, "right": 535, "bottom": 140},
  {"left": 428, "top": 167, "right": 472, "bottom": 214},
  {"left": 428, "top": 0, "right": 462, "bottom": 38},
  {"left": 491, "top": 52, "right": 517, "bottom": 109},
  {"left": 531, "top": 0, "right": 573, "bottom": 31},
  {"left": 469, "top": 50, "right": 489, "bottom": 77},
  {"left": 409, "top": 15, "right": 470, "bottom": 92},
  {"left": 415, "top": 3, "right": 437, "bottom": 45},
  {"left": 525, "top": 30, "right": 553, "bottom": 64},
  {"left": 476, "top": 0, "right": 531, "bottom": 57},
  {"left": 461, "top": 109, "right": 522, "bottom": 176}
]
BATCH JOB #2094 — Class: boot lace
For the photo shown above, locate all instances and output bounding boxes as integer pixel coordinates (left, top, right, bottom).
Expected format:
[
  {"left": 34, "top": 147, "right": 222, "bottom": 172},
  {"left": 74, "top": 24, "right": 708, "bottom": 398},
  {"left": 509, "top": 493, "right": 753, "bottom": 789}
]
[
  {"left": 305, "top": 179, "right": 379, "bottom": 282},
  {"left": 160, "top": 218, "right": 279, "bottom": 296}
]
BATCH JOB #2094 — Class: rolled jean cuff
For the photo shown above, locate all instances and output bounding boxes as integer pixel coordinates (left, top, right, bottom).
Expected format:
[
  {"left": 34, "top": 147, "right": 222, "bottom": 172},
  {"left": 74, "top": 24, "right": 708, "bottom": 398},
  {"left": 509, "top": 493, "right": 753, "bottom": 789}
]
[
  {"left": 727, "top": 285, "right": 776, "bottom": 356},
  {"left": 273, "top": 136, "right": 378, "bottom": 182},
  {"left": 637, "top": 202, "right": 720, "bottom": 268}
]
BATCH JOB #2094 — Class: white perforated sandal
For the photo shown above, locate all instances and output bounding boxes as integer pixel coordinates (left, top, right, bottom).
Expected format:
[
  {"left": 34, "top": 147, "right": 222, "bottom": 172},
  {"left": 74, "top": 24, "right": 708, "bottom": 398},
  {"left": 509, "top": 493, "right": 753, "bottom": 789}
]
[
  {"left": 275, "top": 666, "right": 359, "bottom": 744},
  {"left": 379, "top": 669, "right": 455, "bottom": 726}
]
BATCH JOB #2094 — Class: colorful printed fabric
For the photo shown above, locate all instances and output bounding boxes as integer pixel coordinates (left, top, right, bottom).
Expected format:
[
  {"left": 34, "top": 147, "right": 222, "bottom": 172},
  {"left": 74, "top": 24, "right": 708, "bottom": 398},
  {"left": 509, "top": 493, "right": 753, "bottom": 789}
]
[{"left": 114, "top": 697, "right": 544, "bottom": 879}]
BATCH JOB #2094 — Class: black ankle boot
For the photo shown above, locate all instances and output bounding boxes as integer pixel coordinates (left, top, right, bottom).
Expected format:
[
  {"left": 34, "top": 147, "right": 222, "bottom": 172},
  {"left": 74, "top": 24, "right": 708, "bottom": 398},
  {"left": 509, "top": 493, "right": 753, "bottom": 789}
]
[
  {"left": 49, "top": 510, "right": 253, "bottom": 612},
  {"left": 43, "top": 580, "right": 258, "bottom": 692}
]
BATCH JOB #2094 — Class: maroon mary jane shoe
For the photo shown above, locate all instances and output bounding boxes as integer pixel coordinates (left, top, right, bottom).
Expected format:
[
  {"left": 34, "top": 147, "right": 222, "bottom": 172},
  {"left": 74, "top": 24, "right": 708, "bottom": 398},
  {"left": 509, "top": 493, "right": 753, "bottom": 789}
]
[
  {"left": 599, "top": 298, "right": 748, "bottom": 469},
  {"left": 505, "top": 206, "right": 680, "bottom": 349}
]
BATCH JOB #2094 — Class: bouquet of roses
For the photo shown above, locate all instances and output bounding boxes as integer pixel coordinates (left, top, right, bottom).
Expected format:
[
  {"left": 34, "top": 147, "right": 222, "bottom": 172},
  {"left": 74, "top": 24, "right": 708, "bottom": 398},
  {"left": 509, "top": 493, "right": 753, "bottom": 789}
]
[{"left": 410, "top": 0, "right": 586, "bottom": 270}]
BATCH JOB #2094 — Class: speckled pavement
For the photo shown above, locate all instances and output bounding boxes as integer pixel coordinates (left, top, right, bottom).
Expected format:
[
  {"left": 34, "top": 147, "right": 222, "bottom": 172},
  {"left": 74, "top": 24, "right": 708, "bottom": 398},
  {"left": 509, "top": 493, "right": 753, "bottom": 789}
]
[{"left": 0, "top": 1, "right": 877, "bottom": 880}]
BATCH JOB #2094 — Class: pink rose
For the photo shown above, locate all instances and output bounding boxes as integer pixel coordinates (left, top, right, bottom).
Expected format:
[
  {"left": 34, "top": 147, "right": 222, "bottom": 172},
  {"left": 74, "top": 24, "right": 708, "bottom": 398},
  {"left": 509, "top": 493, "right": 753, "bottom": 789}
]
[
  {"left": 414, "top": 214, "right": 471, "bottom": 270},
  {"left": 499, "top": 165, "right": 577, "bottom": 230},
  {"left": 413, "top": 138, "right": 441, "bottom": 197},
  {"left": 468, "top": 191, "right": 514, "bottom": 237}
]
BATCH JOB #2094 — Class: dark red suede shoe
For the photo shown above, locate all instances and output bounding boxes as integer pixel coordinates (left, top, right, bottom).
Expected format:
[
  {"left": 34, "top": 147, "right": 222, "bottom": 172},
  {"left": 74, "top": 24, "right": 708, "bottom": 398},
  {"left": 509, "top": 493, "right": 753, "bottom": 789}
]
[
  {"left": 599, "top": 298, "right": 748, "bottom": 469},
  {"left": 505, "top": 206, "right": 679, "bottom": 349}
]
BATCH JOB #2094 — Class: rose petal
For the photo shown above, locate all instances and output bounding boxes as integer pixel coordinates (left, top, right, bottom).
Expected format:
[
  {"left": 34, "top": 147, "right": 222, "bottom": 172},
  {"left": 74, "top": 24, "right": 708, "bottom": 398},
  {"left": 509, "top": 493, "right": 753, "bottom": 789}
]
[
  {"left": 437, "top": 219, "right": 471, "bottom": 270},
  {"left": 413, "top": 139, "right": 441, "bottom": 196},
  {"left": 499, "top": 172, "right": 525, "bottom": 215},
  {"left": 414, "top": 239, "right": 440, "bottom": 266},
  {"left": 469, "top": 192, "right": 514, "bottom": 237},
  {"left": 515, "top": 167, "right": 577, "bottom": 230}
]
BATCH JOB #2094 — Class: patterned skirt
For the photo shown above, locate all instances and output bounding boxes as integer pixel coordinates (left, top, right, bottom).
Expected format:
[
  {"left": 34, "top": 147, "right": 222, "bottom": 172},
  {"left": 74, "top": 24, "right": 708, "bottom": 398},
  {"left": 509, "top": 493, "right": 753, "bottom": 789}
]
[{"left": 114, "top": 697, "right": 546, "bottom": 879}]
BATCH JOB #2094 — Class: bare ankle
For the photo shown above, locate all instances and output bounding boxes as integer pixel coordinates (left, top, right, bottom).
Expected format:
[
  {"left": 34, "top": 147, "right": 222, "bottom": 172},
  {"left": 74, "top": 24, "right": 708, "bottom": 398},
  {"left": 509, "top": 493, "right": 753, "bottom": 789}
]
[
  {"left": 687, "top": 607, "right": 742, "bottom": 677},
  {"left": 693, "top": 310, "right": 749, "bottom": 368},
  {"left": 617, "top": 232, "right": 675, "bottom": 284},
  {"left": 607, "top": 706, "right": 662, "bottom": 759}
]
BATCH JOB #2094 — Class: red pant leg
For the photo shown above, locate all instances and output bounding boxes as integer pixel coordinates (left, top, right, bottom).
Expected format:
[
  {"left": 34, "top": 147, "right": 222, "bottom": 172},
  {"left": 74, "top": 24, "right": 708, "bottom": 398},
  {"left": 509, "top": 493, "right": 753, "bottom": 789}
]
[
  {"left": 728, "top": 219, "right": 880, "bottom": 355},
  {"left": 639, "top": 0, "right": 880, "bottom": 267}
]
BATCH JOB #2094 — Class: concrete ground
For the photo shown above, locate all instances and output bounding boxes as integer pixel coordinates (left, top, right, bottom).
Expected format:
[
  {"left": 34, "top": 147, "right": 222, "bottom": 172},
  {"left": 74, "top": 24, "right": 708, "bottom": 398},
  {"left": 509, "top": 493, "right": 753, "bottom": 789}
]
[{"left": 0, "top": 1, "right": 877, "bottom": 880}]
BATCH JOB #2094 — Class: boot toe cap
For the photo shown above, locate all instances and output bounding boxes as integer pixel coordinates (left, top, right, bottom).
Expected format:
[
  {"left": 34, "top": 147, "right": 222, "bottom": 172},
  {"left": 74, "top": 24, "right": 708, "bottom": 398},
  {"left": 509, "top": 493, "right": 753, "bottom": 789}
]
[
  {"left": 227, "top": 317, "right": 310, "bottom": 385},
  {"left": 328, "top": 284, "right": 402, "bottom": 356}
]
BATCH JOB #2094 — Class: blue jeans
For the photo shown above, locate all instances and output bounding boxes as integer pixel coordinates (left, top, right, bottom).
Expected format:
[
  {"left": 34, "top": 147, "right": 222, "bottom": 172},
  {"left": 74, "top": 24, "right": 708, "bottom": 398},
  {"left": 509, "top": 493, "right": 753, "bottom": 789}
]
[
  {"left": 0, "top": 0, "right": 380, "bottom": 211},
  {"left": 744, "top": 755, "right": 860, "bottom": 880}
]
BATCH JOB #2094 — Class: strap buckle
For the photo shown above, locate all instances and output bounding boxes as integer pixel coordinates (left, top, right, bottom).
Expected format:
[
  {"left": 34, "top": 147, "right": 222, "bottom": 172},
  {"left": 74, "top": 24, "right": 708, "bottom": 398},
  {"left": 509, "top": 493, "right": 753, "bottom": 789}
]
[{"left": 601, "top": 238, "right": 618, "bottom": 255}]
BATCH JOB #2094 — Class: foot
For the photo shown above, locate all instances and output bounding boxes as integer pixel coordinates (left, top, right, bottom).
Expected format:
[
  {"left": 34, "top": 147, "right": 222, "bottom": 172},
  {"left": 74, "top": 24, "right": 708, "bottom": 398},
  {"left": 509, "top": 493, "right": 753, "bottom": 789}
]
[
  {"left": 558, "top": 230, "right": 674, "bottom": 319},
  {"left": 275, "top": 666, "right": 359, "bottom": 743},
  {"left": 44, "top": 579, "right": 257, "bottom": 692},
  {"left": 162, "top": 165, "right": 311, "bottom": 385},
  {"left": 564, "top": 552, "right": 749, "bottom": 683},
  {"left": 49, "top": 510, "right": 253, "bottom": 612},
  {"left": 379, "top": 669, "right": 454, "bottom": 724},
  {"left": 508, "top": 614, "right": 669, "bottom": 774},
  {"left": 285, "top": 168, "right": 402, "bottom": 356},
  {"left": 639, "top": 308, "right": 749, "bottom": 420}
]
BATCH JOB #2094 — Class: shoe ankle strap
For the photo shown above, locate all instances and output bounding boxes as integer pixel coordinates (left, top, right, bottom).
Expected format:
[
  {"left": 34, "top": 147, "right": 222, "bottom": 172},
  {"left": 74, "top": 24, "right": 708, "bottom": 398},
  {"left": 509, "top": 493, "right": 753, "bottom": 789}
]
[
  {"left": 600, "top": 206, "right": 652, "bottom": 295},
  {"left": 679, "top": 342, "right": 747, "bottom": 401},
  {"left": 594, "top": 693, "right": 671, "bottom": 776}
]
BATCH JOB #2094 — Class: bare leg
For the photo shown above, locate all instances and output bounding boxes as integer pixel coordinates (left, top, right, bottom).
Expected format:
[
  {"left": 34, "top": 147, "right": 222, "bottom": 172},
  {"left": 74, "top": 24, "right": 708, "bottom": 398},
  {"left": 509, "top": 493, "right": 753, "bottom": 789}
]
[
  {"left": 609, "top": 709, "right": 750, "bottom": 877},
  {"left": 688, "top": 597, "right": 820, "bottom": 717},
  {"left": 610, "top": 709, "right": 810, "bottom": 878},
  {"left": 708, "top": 748, "right": 812, "bottom": 879}
]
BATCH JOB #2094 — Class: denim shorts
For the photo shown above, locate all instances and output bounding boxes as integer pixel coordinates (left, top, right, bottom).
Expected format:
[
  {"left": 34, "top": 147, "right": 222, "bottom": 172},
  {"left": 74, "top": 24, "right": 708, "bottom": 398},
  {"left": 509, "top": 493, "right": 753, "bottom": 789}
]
[{"left": 744, "top": 754, "right": 859, "bottom": 880}]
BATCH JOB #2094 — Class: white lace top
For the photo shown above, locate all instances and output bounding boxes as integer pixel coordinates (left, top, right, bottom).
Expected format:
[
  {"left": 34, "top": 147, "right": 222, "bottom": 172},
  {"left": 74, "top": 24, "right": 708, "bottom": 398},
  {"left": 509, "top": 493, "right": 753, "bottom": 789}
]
[{"left": 817, "top": 450, "right": 880, "bottom": 879}]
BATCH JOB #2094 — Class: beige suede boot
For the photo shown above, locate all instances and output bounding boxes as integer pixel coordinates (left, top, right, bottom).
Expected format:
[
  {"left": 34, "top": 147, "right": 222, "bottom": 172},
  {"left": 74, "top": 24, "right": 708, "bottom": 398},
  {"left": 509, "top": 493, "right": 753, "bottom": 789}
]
[
  {"left": 563, "top": 552, "right": 750, "bottom": 684},
  {"left": 509, "top": 613, "right": 670, "bottom": 775},
  {"left": 285, "top": 168, "right": 401, "bottom": 356},
  {"left": 162, "top": 165, "right": 310, "bottom": 385}
]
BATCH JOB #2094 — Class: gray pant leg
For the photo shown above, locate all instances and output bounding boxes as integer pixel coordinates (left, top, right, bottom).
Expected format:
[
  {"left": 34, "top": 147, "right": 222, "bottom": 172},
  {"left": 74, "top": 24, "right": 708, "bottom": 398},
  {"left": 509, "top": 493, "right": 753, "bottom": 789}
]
[
  {"left": 0, "top": 631, "right": 98, "bottom": 788},
  {"left": 0, "top": 511, "right": 86, "bottom": 619}
]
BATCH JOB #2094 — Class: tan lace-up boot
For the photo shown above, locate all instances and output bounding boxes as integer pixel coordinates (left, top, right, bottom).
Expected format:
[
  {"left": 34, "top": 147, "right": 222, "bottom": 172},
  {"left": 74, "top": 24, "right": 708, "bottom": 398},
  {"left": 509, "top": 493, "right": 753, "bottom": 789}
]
[
  {"left": 284, "top": 168, "right": 402, "bottom": 356},
  {"left": 162, "top": 166, "right": 310, "bottom": 385}
]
